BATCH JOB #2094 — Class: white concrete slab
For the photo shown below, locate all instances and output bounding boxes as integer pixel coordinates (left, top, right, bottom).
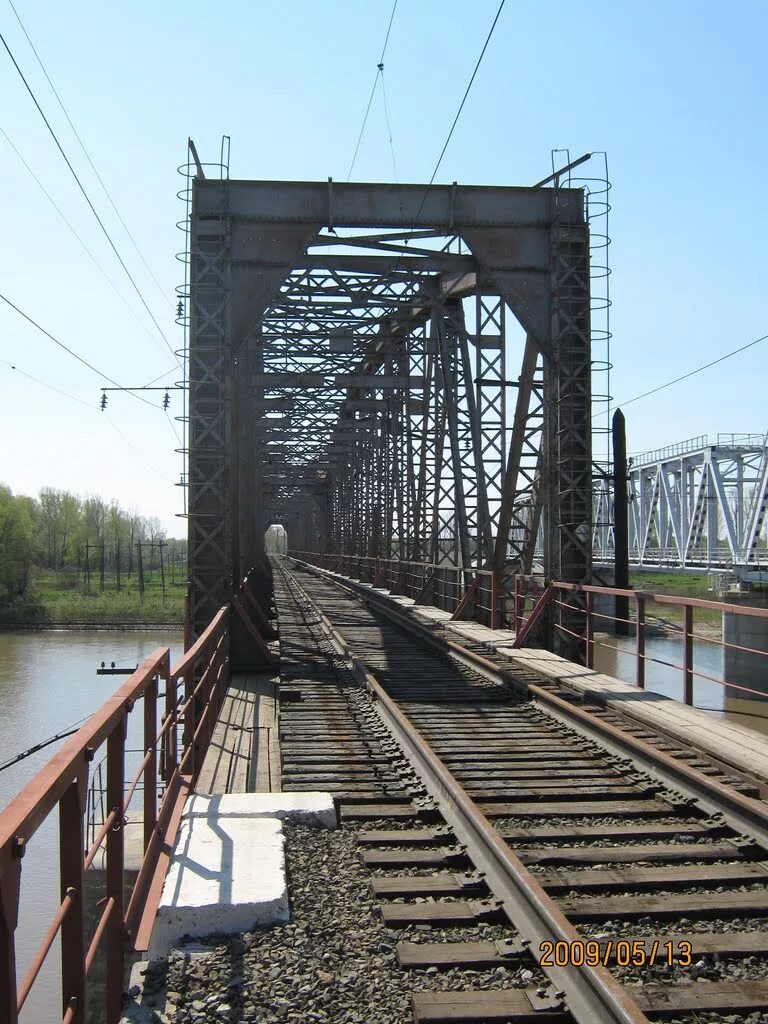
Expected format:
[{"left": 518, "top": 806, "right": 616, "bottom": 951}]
[
  {"left": 148, "top": 815, "right": 287, "bottom": 957},
  {"left": 184, "top": 791, "right": 338, "bottom": 829}
]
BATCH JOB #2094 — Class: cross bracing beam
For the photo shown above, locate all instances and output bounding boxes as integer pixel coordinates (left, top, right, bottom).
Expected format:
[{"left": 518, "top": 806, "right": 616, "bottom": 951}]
[{"left": 187, "top": 176, "right": 593, "bottom": 656}]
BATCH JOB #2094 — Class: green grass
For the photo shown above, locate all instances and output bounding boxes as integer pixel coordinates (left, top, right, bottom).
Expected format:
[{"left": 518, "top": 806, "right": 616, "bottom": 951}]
[
  {"left": 629, "top": 571, "right": 721, "bottom": 628},
  {"left": 0, "top": 569, "right": 185, "bottom": 625},
  {"left": 629, "top": 571, "right": 712, "bottom": 596}
]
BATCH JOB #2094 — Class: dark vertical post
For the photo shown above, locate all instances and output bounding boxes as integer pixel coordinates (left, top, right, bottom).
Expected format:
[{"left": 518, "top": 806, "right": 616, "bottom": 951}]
[
  {"left": 585, "top": 590, "right": 594, "bottom": 668},
  {"left": 59, "top": 778, "right": 86, "bottom": 1024},
  {"left": 84, "top": 541, "right": 90, "bottom": 595},
  {"left": 683, "top": 604, "right": 694, "bottom": 705},
  {"left": 116, "top": 538, "right": 121, "bottom": 592},
  {"left": 99, "top": 540, "right": 105, "bottom": 593},
  {"left": 184, "top": 590, "right": 191, "bottom": 652},
  {"left": 163, "top": 655, "right": 177, "bottom": 786},
  {"left": 514, "top": 577, "right": 522, "bottom": 634},
  {"left": 105, "top": 722, "right": 125, "bottom": 1022},
  {"left": 613, "top": 409, "right": 630, "bottom": 635},
  {"left": 136, "top": 543, "right": 145, "bottom": 601},
  {"left": 159, "top": 541, "right": 166, "bottom": 602},
  {"left": 636, "top": 594, "right": 646, "bottom": 689},
  {"left": 0, "top": 858, "right": 21, "bottom": 1024},
  {"left": 143, "top": 675, "right": 158, "bottom": 853}
]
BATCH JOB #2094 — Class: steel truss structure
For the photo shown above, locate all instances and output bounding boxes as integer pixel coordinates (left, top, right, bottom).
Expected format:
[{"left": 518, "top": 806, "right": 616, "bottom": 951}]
[
  {"left": 187, "top": 175, "right": 593, "bottom": 651},
  {"left": 593, "top": 434, "right": 768, "bottom": 571}
]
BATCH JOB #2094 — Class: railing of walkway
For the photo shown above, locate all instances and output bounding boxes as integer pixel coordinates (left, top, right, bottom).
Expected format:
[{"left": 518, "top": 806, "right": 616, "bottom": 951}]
[
  {"left": 0, "top": 606, "right": 229, "bottom": 1024},
  {"left": 289, "top": 551, "right": 768, "bottom": 710},
  {"left": 290, "top": 551, "right": 508, "bottom": 628},
  {"left": 551, "top": 583, "right": 768, "bottom": 707}
]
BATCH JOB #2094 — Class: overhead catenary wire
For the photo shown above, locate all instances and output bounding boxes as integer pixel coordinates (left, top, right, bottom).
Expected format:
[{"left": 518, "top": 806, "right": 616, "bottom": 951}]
[
  {"left": 0, "top": 124, "right": 170, "bottom": 352},
  {"left": 0, "top": 289, "right": 157, "bottom": 407},
  {"left": 7, "top": 0, "right": 174, "bottom": 312},
  {"left": 346, "top": 0, "right": 399, "bottom": 181},
  {"left": 609, "top": 330, "right": 768, "bottom": 412},
  {"left": 0, "top": 29, "right": 181, "bottom": 370},
  {"left": 410, "top": 0, "right": 507, "bottom": 232},
  {"left": 104, "top": 413, "right": 176, "bottom": 483},
  {"left": 1, "top": 358, "right": 93, "bottom": 408},
  {"left": 0, "top": 358, "right": 180, "bottom": 479},
  {"left": 380, "top": 71, "right": 399, "bottom": 184}
]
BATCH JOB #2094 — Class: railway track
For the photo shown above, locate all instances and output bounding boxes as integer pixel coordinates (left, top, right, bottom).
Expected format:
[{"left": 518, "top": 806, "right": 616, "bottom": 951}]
[{"left": 272, "top": 556, "right": 768, "bottom": 1024}]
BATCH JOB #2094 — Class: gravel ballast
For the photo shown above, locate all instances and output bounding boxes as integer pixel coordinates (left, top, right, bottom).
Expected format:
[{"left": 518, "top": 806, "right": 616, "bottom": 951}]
[{"left": 148, "top": 823, "right": 543, "bottom": 1024}]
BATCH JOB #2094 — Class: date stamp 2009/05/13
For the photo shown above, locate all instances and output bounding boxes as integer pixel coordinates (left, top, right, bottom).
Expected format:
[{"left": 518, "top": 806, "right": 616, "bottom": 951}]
[{"left": 539, "top": 939, "right": 693, "bottom": 968}]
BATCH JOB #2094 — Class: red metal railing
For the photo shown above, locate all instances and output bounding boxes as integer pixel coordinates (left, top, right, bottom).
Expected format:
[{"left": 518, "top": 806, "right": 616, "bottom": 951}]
[
  {"left": 0, "top": 606, "right": 229, "bottom": 1024},
  {"left": 290, "top": 551, "right": 507, "bottom": 628},
  {"left": 551, "top": 582, "right": 768, "bottom": 706},
  {"left": 288, "top": 550, "right": 768, "bottom": 709}
]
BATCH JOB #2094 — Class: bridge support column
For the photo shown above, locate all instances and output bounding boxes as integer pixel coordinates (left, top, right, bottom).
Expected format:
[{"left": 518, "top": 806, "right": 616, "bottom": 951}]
[{"left": 724, "top": 594, "right": 768, "bottom": 701}]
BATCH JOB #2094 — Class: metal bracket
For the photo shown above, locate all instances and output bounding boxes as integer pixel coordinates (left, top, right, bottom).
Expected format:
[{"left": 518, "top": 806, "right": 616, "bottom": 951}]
[
  {"left": 494, "top": 936, "right": 528, "bottom": 958},
  {"left": 525, "top": 984, "right": 567, "bottom": 1012}
]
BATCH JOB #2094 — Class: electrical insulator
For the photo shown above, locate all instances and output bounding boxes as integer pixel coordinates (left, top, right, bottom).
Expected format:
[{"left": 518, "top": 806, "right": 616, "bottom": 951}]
[
  {"left": 100, "top": 392, "right": 107, "bottom": 411},
  {"left": 176, "top": 301, "right": 184, "bottom": 318},
  {"left": 163, "top": 391, "right": 170, "bottom": 409}
]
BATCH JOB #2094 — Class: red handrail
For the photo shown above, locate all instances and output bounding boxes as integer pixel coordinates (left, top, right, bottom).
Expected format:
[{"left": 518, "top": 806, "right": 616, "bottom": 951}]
[
  {"left": 0, "top": 606, "right": 229, "bottom": 1024},
  {"left": 289, "top": 550, "right": 768, "bottom": 709}
]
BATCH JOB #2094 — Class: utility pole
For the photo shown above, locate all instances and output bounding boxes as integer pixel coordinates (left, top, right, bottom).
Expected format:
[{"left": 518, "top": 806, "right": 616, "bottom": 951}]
[
  {"left": 613, "top": 408, "right": 630, "bottom": 635},
  {"left": 159, "top": 540, "right": 166, "bottom": 602},
  {"left": 136, "top": 542, "right": 145, "bottom": 601}
]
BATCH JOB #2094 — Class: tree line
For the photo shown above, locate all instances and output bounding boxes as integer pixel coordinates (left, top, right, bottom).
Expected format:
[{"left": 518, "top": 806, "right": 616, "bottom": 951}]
[{"left": 0, "top": 484, "right": 186, "bottom": 605}]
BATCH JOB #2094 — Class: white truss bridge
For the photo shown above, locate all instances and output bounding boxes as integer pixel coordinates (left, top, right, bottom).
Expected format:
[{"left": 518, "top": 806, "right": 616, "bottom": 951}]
[{"left": 594, "top": 433, "right": 768, "bottom": 573}]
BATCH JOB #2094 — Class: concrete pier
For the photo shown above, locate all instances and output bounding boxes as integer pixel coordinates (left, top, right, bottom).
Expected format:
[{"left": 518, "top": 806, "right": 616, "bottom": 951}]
[{"left": 724, "top": 593, "right": 768, "bottom": 700}]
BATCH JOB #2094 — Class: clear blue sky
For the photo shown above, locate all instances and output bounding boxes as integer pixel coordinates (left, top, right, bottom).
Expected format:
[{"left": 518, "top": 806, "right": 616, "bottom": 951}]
[{"left": 1, "top": 0, "right": 766, "bottom": 535}]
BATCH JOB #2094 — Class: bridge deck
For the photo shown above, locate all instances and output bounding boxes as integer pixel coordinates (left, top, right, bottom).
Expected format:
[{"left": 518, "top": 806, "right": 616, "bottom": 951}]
[{"left": 196, "top": 672, "right": 281, "bottom": 794}]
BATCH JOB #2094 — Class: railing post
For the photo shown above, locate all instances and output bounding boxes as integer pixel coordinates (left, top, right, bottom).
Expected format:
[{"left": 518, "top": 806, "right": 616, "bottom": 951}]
[
  {"left": 636, "top": 594, "right": 646, "bottom": 689},
  {"left": 183, "top": 662, "right": 197, "bottom": 778},
  {"left": 683, "top": 603, "right": 694, "bottom": 705},
  {"left": 144, "top": 674, "right": 158, "bottom": 855},
  {"left": 106, "top": 720, "right": 126, "bottom": 1021},
  {"left": 490, "top": 571, "right": 498, "bottom": 630},
  {"left": 514, "top": 577, "right": 522, "bottom": 634},
  {"left": 163, "top": 659, "right": 177, "bottom": 787},
  {"left": 585, "top": 590, "right": 594, "bottom": 668},
  {"left": 59, "top": 776, "right": 86, "bottom": 1024},
  {"left": 0, "top": 856, "right": 21, "bottom": 1024}
]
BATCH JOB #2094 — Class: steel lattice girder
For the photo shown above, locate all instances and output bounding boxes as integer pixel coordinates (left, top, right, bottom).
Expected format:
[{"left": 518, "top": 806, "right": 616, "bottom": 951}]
[
  {"left": 592, "top": 436, "right": 768, "bottom": 571},
  {"left": 186, "top": 178, "right": 592, "bottom": 644}
]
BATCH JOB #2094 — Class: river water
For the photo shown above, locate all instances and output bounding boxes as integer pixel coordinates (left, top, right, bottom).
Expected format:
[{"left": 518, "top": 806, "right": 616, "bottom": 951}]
[
  {"left": 0, "top": 629, "right": 183, "bottom": 1024},
  {"left": 593, "top": 633, "right": 768, "bottom": 738}
]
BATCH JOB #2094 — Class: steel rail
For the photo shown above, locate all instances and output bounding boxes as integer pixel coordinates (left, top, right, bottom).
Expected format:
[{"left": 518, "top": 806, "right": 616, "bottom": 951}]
[
  {"left": 294, "top": 558, "right": 768, "bottom": 847},
  {"left": 276, "top": 559, "right": 650, "bottom": 1024}
]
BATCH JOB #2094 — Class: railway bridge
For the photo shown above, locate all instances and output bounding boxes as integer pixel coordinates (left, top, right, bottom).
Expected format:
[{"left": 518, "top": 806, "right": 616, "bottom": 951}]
[
  {"left": 184, "top": 166, "right": 593, "bottom": 659},
  {"left": 6, "top": 165, "right": 768, "bottom": 1024}
]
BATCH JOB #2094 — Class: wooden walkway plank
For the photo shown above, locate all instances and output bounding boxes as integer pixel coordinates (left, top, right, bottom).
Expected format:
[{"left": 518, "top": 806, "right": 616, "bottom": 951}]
[{"left": 195, "top": 673, "right": 280, "bottom": 794}]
